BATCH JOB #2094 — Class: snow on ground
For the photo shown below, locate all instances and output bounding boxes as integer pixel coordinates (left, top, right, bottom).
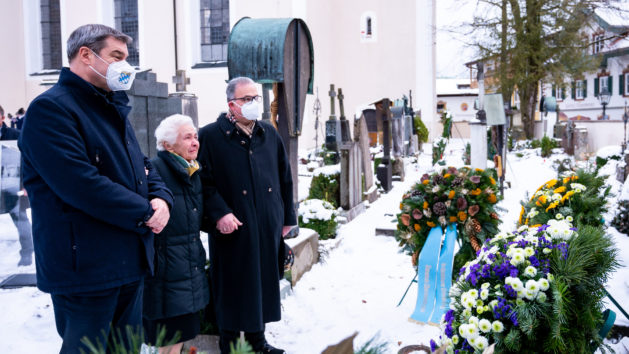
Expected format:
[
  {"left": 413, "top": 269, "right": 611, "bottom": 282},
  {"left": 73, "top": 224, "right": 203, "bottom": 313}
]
[{"left": 1, "top": 139, "right": 629, "bottom": 353}]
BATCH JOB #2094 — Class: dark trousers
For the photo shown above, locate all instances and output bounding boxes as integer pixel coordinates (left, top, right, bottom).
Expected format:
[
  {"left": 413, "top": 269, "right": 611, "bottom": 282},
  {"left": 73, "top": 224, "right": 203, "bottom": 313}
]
[
  {"left": 9, "top": 196, "right": 33, "bottom": 260},
  {"left": 219, "top": 327, "right": 266, "bottom": 354},
  {"left": 51, "top": 279, "right": 144, "bottom": 354}
]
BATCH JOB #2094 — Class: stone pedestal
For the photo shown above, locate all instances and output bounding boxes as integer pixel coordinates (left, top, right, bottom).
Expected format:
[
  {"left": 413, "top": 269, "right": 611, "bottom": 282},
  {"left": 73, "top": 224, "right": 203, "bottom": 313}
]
[
  {"left": 183, "top": 335, "right": 220, "bottom": 354},
  {"left": 392, "top": 157, "right": 405, "bottom": 181},
  {"left": 340, "top": 143, "right": 362, "bottom": 210},
  {"left": 377, "top": 163, "right": 392, "bottom": 192},
  {"left": 285, "top": 228, "right": 319, "bottom": 285},
  {"left": 354, "top": 115, "right": 379, "bottom": 203},
  {"left": 573, "top": 127, "right": 588, "bottom": 161},
  {"left": 325, "top": 120, "right": 343, "bottom": 151},
  {"left": 470, "top": 122, "right": 488, "bottom": 169}
]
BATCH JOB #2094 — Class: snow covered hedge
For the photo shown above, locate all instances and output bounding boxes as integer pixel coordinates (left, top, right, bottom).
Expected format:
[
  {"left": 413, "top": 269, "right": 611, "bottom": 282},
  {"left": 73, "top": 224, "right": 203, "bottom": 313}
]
[{"left": 298, "top": 199, "right": 338, "bottom": 240}]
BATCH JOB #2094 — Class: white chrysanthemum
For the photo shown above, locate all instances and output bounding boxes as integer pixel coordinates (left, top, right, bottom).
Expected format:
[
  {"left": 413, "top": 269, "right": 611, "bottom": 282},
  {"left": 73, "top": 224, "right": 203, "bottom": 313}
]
[
  {"left": 461, "top": 188, "right": 469, "bottom": 195},
  {"left": 526, "top": 279, "right": 539, "bottom": 293},
  {"left": 516, "top": 297, "right": 525, "bottom": 305},
  {"left": 552, "top": 193, "right": 562, "bottom": 201},
  {"left": 492, "top": 320, "right": 505, "bottom": 333},
  {"left": 489, "top": 299, "right": 499, "bottom": 309},
  {"left": 474, "top": 336, "right": 489, "bottom": 350},
  {"left": 468, "top": 316, "right": 479, "bottom": 325},
  {"left": 543, "top": 248, "right": 552, "bottom": 254},
  {"left": 463, "top": 309, "right": 472, "bottom": 318},
  {"left": 468, "top": 289, "right": 479, "bottom": 299},
  {"left": 538, "top": 278, "right": 550, "bottom": 291},
  {"left": 556, "top": 213, "right": 563, "bottom": 219},
  {"left": 525, "top": 290, "right": 537, "bottom": 300},
  {"left": 510, "top": 251, "right": 526, "bottom": 266},
  {"left": 432, "top": 185, "right": 441, "bottom": 193},
  {"left": 524, "top": 247, "right": 535, "bottom": 257},
  {"left": 480, "top": 289, "right": 489, "bottom": 300},
  {"left": 481, "top": 282, "right": 491, "bottom": 289},
  {"left": 459, "top": 324, "right": 467, "bottom": 337},
  {"left": 478, "top": 319, "right": 492, "bottom": 333},
  {"left": 518, "top": 225, "right": 528, "bottom": 232},
  {"left": 464, "top": 323, "right": 479, "bottom": 339},
  {"left": 537, "top": 292, "right": 548, "bottom": 302},
  {"left": 545, "top": 219, "right": 574, "bottom": 240},
  {"left": 449, "top": 284, "right": 461, "bottom": 297},
  {"left": 468, "top": 336, "right": 477, "bottom": 346},
  {"left": 566, "top": 215, "right": 573, "bottom": 222},
  {"left": 476, "top": 299, "right": 484, "bottom": 308},
  {"left": 524, "top": 266, "right": 538, "bottom": 277},
  {"left": 547, "top": 273, "right": 555, "bottom": 282},
  {"left": 571, "top": 183, "right": 586, "bottom": 193},
  {"left": 452, "top": 335, "right": 460, "bottom": 345}
]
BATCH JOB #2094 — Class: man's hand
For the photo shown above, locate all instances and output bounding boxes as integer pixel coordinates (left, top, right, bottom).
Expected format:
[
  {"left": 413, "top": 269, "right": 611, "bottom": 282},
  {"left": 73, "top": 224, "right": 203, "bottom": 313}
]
[
  {"left": 146, "top": 198, "right": 170, "bottom": 234},
  {"left": 216, "top": 213, "right": 243, "bottom": 234},
  {"left": 282, "top": 225, "right": 295, "bottom": 237}
]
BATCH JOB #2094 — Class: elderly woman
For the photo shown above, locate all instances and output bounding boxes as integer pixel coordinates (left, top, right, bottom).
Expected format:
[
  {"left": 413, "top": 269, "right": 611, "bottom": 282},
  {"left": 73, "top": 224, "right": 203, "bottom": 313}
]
[{"left": 143, "top": 114, "right": 209, "bottom": 353}]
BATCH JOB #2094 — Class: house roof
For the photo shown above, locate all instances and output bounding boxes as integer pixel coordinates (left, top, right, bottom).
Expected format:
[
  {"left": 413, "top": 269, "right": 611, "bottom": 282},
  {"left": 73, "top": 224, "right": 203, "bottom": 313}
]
[
  {"left": 595, "top": 5, "right": 629, "bottom": 33},
  {"left": 436, "top": 78, "right": 478, "bottom": 96}
]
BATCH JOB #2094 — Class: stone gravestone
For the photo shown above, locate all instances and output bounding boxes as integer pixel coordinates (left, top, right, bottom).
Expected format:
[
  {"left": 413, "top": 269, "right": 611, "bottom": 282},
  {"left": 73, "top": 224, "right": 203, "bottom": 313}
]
[
  {"left": 374, "top": 98, "right": 393, "bottom": 192},
  {"left": 354, "top": 114, "right": 379, "bottom": 203},
  {"left": 390, "top": 106, "right": 406, "bottom": 181},
  {"left": 337, "top": 88, "right": 352, "bottom": 143},
  {"left": 127, "top": 70, "right": 186, "bottom": 158},
  {"left": 573, "top": 126, "right": 588, "bottom": 161},
  {"left": 325, "top": 84, "right": 342, "bottom": 152},
  {"left": 404, "top": 114, "right": 416, "bottom": 156},
  {"left": 362, "top": 108, "right": 379, "bottom": 146},
  {"left": 339, "top": 142, "right": 364, "bottom": 220}
]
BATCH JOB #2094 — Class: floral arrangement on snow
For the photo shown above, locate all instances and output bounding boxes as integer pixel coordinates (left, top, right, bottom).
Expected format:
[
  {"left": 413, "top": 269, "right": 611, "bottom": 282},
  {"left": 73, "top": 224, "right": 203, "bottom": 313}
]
[
  {"left": 431, "top": 215, "right": 619, "bottom": 353},
  {"left": 396, "top": 167, "right": 502, "bottom": 272},
  {"left": 519, "top": 170, "right": 610, "bottom": 228},
  {"left": 298, "top": 199, "right": 339, "bottom": 240}
]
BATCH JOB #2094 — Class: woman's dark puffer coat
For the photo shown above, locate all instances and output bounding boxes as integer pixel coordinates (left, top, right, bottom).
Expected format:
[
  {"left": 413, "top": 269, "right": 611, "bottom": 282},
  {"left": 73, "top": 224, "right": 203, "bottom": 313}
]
[{"left": 143, "top": 150, "right": 209, "bottom": 320}]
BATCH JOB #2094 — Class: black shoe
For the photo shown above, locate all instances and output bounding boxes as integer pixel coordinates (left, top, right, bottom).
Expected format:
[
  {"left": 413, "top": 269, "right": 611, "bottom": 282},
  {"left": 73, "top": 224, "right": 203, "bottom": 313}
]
[{"left": 257, "top": 343, "right": 286, "bottom": 354}]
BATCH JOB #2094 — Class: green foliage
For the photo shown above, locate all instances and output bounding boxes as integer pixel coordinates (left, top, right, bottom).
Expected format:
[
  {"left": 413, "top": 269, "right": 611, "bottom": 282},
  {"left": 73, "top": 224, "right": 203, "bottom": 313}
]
[
  {"left": 540, "top": 136, "right": 557, "bottom": 158},
  {"left": 595, "top": 153, "right": 621, "bottom": 173},
  {"left": 299, "top": 216, "right": 338, "bottom": 240},
  {"left": 373, "top": 157, "right": 381, "bottom": 174},
  {"left": 396, "top": 166, "right": 502, "bottom": 270},
  {"left": 612, "top": 200, "right": 629, "bottom": 235},
  {"left": 309, "top": 172, "right": 340, "bottom": 208},
  {"left": 80, "top": 325, "right": 179, "bottom": 354},
  {"left": 432, "top": 138, "right": 448, "bottom": 165},
  {"left": 441, "top": 111, "right": 453, "bottom": 139},
  {"left": 230, "top": 338, "right": 255, "bottom": 354},
  {"left": 414, "top": 115, "right": 429, "bottom": 143},
  {"left": 318, "top": 145, "right": 338, "bottom": 165},
  {"left": 355, "top": 334, "right": 388, "bottom": 354},
  {"left": 463, "top": 143, "right": 471, "bottom": 165}
]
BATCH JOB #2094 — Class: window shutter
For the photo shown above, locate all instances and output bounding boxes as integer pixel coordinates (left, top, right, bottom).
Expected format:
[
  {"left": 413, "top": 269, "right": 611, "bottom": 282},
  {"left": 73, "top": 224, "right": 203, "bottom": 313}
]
[
  {"left": 583, "top": 80, "right": 588, "bottom": 98},
  {"left": 552, "top": 85, "right": 556, "bottom": 98},
  {"left": 620, "top": 75, "right": 625, "bottom": 96},
  {"left": 594, "top": 77, "right": 599, "bottom": 96},
  {"left": 609, "top": 76, "right": 613, "bottom": 95},
  {"left": 572, "top": 81, "right": 576, "bottom": 99},
  {"left": 562, "top": 86, "right": 566, "bottom": 100}
]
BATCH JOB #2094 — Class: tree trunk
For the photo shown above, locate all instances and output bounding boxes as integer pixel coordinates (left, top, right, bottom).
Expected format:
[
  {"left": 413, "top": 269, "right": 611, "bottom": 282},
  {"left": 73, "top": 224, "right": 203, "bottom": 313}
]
[{"left": 520, "top": 83, "right": 538, "bottom": 139}]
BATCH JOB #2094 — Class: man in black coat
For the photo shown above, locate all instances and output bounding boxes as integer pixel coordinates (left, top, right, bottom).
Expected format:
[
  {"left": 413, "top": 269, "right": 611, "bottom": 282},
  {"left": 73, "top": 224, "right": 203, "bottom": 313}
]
[
  {"left": 198, "top": 77, "right": 297, "bottom": 354},
  {"left": 0, "top": 105, "right": 33, "bottom": 266},
  {"left": 18, "top": 24, "right": 173, "bottom": 353}
]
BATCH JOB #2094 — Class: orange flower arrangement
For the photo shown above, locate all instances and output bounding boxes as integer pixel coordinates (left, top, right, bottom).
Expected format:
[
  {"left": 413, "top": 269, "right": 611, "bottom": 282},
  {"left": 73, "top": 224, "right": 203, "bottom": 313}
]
[
  {"left": 553, "top": 186, "right": 566, "bottom": 194},
  {"left": 427, "top": 221, "right": 436, "bottom": 227},
  {"left": 458, "top": 211, "right": 467, "bottom": 222},
  {"left": 423, "top": 201, "right": 429, "bottom": 209},
  {"left": 449, "top": 216, "right": 458, "bottom": 223},
  {"left": 489, "top": 177, "right": 496, "bottom": 185},
  {"left": 470, "top": 188, "right": 482, "bottom": 196},
  {"left": 448, "top": 190, "right": 456, "bottom": 199},
  {"left": 488, "top": 194, "right": 497, "bottom": 203},
  {"left": 422, "top": 179, "right": 430, "bottom": 185},
  {"left": 414, "top": 223, "right": 421, "bottom": 231}
]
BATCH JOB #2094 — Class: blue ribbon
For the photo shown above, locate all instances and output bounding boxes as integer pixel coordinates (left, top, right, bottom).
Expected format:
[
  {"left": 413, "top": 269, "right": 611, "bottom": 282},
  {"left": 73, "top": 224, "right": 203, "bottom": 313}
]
[
  {"left": 430, "top": 223, "right": 457, "bottom": 323},
  {"left": 410, "top": 226, "right": 443, "bottom": 323}
]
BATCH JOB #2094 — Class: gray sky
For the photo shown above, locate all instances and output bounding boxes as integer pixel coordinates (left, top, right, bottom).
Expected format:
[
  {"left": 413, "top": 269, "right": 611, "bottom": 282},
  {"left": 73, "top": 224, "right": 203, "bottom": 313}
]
[{"left": 436, "top": 0, "right": 479, "bottom": 78}]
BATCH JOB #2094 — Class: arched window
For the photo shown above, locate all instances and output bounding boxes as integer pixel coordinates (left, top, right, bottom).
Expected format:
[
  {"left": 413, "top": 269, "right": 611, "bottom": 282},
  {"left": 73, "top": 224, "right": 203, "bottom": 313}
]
[
  {"left": 360, "top": 11, "right": 376, "bottom": 42},
  {"left": 366, "top": 17, "right": 372, "bottom": 36}
]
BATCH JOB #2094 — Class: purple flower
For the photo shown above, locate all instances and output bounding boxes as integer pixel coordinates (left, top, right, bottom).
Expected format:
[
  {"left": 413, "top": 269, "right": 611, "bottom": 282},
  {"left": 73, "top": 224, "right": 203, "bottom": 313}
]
[
  {"left": 445, "top": 323, "right": 454, "bottom": 337},
  {"left": 529, "top": 255, "right": 540, "bottom": 267},
  {"left": 509, "top": 268, "right": 519, "bottom": 277},
  {"left": 445, "top": 309, "right": 455, "bottom": 323},
  {"left": 430, "top": 339, "right": 437, "bottom": 352},
  {"left": 504, "top": 284, "right": 517, "bottom": 298}
]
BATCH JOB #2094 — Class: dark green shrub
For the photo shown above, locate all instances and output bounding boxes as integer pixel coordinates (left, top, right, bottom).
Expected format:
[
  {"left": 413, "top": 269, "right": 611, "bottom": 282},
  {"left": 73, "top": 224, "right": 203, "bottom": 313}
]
[
  {"left": 414, "top": 115, "right": 429, "bottom": 143},
  {"left": 540, "top": 136, "right": 557, "bottom": 157},
  {"left": 612, "top": 200, "right": 629, "bottom": 235},
  {"left": 309, "top": 171, "right": 340, "bottom": 208}
]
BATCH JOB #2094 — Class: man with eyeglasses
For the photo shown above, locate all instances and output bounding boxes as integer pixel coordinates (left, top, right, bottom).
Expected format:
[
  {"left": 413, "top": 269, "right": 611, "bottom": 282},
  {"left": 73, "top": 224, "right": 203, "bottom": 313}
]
[{"left": 198, "top": 77, "right": 296, "bottom": 354}]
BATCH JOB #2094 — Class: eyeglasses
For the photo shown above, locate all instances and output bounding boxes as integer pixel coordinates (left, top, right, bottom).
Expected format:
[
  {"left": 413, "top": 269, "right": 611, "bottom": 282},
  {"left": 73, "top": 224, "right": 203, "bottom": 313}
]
[{"left": 231, "top": 95, "right": 262, "bottom": 104}]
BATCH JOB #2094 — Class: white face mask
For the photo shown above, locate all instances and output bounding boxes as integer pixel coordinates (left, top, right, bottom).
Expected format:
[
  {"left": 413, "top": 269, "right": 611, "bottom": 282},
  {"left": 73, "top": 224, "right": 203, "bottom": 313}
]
[
  {"left": 236, "top": 100, "right": 260, "bottom": 121},
  {"left": 89, "top": 50, "right": 136, "bottom": 91}
]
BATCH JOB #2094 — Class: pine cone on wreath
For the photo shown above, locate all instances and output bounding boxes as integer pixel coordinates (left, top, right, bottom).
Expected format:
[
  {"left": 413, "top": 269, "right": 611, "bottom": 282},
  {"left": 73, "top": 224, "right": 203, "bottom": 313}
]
[
  {"left": 469, "top": 234, "right": 481, "bottom": 252},
  {"left": 490, "top": 212, "right": 499, "bottom": 220},
  {"left": 471, "top": 218, "right": 482, "bottom": 234}
]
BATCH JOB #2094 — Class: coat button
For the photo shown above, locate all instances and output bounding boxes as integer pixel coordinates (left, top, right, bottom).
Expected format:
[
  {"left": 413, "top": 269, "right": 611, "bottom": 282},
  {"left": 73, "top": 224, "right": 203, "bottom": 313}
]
[
  {"left": 136, "top": 221, "right": 143, "bottom": 227},
  {"left": 226, "top": 130, "right": 231, "bottom": 135},
  {"left": 249, "top": 150, "right": 253, "bottom": 155},
  {"left": 241, "top": 141, "right": 245, "bottom": 145},
  {"left": 127, "top": 140, "right": 130, "bottom": 145},
  {"left": 268, "top": 187, "right": 272, "bottom": 192},
  {"left": 242, "top": 190, "right": 247, "bottom": 195},
  {"left": 138, "top": 179, "right": 143, "bottom": 185},
  {"left": 193, "top": 207, "right": 197, "bottom": 212}
]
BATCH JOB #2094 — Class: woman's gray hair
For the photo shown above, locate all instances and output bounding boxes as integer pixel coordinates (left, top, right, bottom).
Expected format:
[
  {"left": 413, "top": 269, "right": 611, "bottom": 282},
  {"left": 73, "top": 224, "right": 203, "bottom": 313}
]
[
  {"left": 226, "top": 77, "right": 255, "bottom": 102},
  {"left": 67, "top": 24, "right": 132, "bottom": 61},
  {"left": 155, "top": 114, "right": 196, "bottom": 151}
]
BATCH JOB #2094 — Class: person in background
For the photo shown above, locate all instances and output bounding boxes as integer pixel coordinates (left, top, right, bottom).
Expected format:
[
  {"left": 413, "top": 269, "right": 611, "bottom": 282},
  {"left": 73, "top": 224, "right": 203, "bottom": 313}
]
[
  {"left": 18, "top": 24, "right": 173, "bottom": 353},
  {"left": 14, "top": 108, "right": 25, "bottom": 130},
  {"left": 143, "top": 114, "right": 209, "bottom": 354},
  {"left": 0, "top": 104, "right": 33, "bottom": 266},
  {"left": 198, "top": 77, "right": 297, "bottom": 354}
]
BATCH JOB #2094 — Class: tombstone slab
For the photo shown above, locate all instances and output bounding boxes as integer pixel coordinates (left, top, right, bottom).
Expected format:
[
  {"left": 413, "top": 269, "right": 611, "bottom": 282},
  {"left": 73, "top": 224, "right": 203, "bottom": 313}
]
[
  {"left": 392, "top": 157, "right": 406, "bottom": 181},
  {"left": 354, "top": 114, "right": 378, "bottom": 203},
  {"left": 285, "top": 228, "right": 319, "bottom": 285},
  {"left": 470, "top": 122, "right": 488, "bottom": 169}
]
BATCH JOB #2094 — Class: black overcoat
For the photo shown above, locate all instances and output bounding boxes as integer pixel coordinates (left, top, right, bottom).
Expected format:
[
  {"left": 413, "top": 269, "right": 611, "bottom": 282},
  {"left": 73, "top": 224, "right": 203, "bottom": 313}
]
[
  {"left": 143, "top": 151, "right": 210, "bottom": 320},
  {"left": 198, "top": 114, "right": 296, "bottom": 332},
  {"left": 18, "top": 68, "right": 173, "bottom": 294}
]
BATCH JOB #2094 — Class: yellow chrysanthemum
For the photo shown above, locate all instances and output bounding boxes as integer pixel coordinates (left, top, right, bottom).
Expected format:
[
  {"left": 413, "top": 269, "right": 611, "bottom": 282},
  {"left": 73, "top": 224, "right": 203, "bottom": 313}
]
[
  {"left": 427, "top": 221, "right": 436, "bottom": 228},
  {"left": 422, "top": 179, "right": 430, "bottom": 185},
  {"left": 423, "top": 201, "right": 429, "bottom": 209},
  {"left": 448, "top": 190, "right": 456, "bottom": 199},
  {"left": 545, "top": 179, "right": 558, "bottom": 188},
  {"left": 414, "top": 224, "right": 421, "bottom": 231},
  {"left": 488, "top": 194, "right": 497, "bottom": 203},
  {"left": 489, "top": 177, "right": 496, "bottom": 185},
  {"left": 546, "top": 201, "right": 559, "bottom": 212},
  {"left": 553, "top": 186, "right": 566, "bottom": 194},
  {"left": 458, "top": 211, "right": 468, "bottom": 222}
]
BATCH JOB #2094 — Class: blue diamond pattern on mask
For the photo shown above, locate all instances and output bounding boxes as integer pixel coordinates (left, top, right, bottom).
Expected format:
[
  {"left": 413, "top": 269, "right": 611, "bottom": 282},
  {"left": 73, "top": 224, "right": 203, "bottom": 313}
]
[{"left": 119, "top": 72, "right": 130, "bottom": 84}]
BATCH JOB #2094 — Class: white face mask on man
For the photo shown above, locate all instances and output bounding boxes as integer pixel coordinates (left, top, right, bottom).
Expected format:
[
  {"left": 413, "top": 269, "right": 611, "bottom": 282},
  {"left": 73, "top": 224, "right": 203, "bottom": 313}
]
[
  {"left": 234, "top": 100, "right": 260, "bottom": 121},
  {"left": 89, "top": 50, "right": 136, "bottom": 91}
]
